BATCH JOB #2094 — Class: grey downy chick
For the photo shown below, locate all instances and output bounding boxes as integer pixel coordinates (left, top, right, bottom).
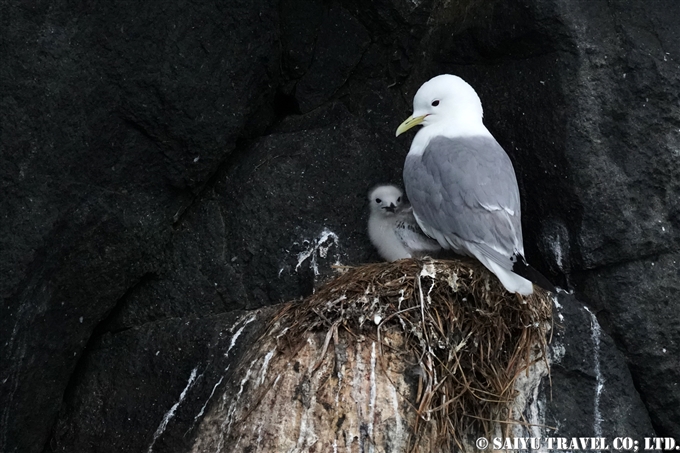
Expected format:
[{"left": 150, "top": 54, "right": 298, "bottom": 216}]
[{"left": 367, "top": 184, "right": 441, "bottom": 261}]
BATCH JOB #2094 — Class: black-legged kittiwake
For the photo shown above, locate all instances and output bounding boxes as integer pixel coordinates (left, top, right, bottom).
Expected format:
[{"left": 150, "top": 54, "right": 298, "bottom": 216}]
[
  {"left": 368, "top": 184, "right": 442, "bottom": 261},
  {"left": 395, "top": 74, "right": 554, "bottom": 295}
]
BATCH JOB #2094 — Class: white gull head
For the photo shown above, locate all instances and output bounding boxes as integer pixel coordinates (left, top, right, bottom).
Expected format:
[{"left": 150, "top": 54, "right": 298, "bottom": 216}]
[{"left": 396, "top": 74, "right": 491, "bottom": 153}]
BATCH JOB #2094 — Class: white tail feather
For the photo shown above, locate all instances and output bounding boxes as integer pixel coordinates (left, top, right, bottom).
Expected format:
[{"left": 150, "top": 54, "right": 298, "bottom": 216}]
[{"left": 473, "top": 252, "right": 534, "bottom": 295}]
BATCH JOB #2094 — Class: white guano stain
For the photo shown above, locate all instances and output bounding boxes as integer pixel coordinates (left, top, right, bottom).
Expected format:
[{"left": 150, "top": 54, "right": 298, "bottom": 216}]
[
  {"left": 584, "top": 306, "right": 605, "bottom": 437},
  {"left": 446, "top": 271, "right": 459, "bottom": 292},
  {"left": 348, "top": 340, "right": 366, "bottom": 451},
  {"left": 368, "top": 341, "right": 377, "bottom": 453},
  {"left": 419, "top": 263, "right": 438, "bottom": 304},
  {"left": 295, "top": 362, "right": 320, "bottom": 450},
  {"left": 390, "top": 384, "right": 404, "bottom": 446},
  {"left": 192, "top": 375, "right": 225, "bottom": 425},
  {"left": 520, "top": 361, "right": 550, "bottom": 450},
  {"left": 528, "top": 381, "right": 545, "bottom": 441},
  {"left": 295, "top": 394, "right": 319, "bottom": 449},
  {"left": 255, "top": 424, "right": 264, "bottom": 451},
  {"left": 275, "top": 327, "right": 289, "bottom": 339},
  {"left": 224, "top": 314, "right": 257, "bottom": 359},
  {"left": 509, "top": 346, "right": 551, "bottom": 452},
  {"left": 148, "top": 367, "right": 198, "bottom": 453},
  {"left": 419, "top": 262, "right": 437, "bottom": 279},
  {"left": 552, "top": 237, "right": 563, "bottom": 270},
  {"left": 542, "top": 220, "right": 569, "bottom": 274},
  {"left": 335, "top": 354, "right": 345, "bottom": 408},
  {"left": 552, "top": 294, "right": 565, "bottom": 322},
  {"left": 352, "top": 340, "right": 365, "bottom": 418},
  {"left": 295, "top": 228, "right": 340, "bottom": 276},
  {"left": 258, "top": 350, "right": 275, "bottom": 386},
  {"left": 216, "top": 363, "right": 255, "bottom": 453}
]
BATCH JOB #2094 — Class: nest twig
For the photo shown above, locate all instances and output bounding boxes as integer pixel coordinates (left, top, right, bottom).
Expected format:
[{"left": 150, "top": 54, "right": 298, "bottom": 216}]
[{"left": 269, "top": 258, "right": 552, "bottom": 451}]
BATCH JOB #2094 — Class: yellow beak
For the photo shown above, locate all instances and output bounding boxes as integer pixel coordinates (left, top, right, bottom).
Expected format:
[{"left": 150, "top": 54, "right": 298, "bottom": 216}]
[{"left": 395, "top": 114, "right": 427, "bottom": 137}]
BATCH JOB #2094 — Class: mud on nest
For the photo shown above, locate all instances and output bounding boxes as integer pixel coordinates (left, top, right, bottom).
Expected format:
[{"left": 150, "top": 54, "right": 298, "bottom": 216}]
[{"left": 271, "top": 258, "right": 553, "bottom": 451}]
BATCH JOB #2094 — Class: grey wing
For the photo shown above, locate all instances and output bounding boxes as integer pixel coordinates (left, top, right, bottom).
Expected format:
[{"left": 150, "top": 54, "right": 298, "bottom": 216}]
[
  {"left": 394, "top": 207, "right": 441, "bottom": 254},
  {"left": 404, "top": 135, "right": 523, "bottom": 268}
]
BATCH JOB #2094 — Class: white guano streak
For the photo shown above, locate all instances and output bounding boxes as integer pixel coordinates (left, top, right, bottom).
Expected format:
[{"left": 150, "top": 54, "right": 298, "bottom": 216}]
[
  {"left": 368, "top": 341, "right": 377, "bottom": 453},
  {"left": 148, "top": 367, "right": 198, "bottom": 453},
  {"left": 390, "top": 384, "right": 404, "bottom": 446},
  {"left": 193, "top": 375, "right": 224, "bottom": 424},
  {"left": 224, "top": 314, "right": 257, "bottom": 359},
  {"left": 295, "top": 228, "right": 340, "bottom": 276},
  {"left": 258, "top": 350, "right": 275, "bottom": 386},
  {"left": 584, "top": 306, "right": 604, "bottom": 437},
  {"left": 216, "top": 364, "right": 254, "bottom": 453}
]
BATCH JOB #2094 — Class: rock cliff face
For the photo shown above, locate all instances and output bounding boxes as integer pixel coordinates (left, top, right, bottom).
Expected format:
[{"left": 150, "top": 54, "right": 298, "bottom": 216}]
[{"left": 1, "top": 0, "right": 678, "bottom": 451}]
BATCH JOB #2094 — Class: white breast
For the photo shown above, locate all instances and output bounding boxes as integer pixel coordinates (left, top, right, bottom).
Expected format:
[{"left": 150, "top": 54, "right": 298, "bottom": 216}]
[{"left": 368, "top": 215, "right": 412, "bottom": 261}]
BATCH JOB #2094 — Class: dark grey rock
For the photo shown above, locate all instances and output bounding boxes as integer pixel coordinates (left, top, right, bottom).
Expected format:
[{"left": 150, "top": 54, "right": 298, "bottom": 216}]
[
  {"left": 214, "top": 104, "right": 393, "bottom": 306},
  {"left": 104, "top": 102, "right": 394, "bottom": 328},
  {"left": 555, "top": 1, "right": 680, "bottom": 270},
  {"left": 294, "top": 5, "right": 371, "bottom": 113},
  {"left": 579, "top": 254, "right": 680, "bottom": 437},
  {"left": 48, "top": 309, "right": 271, "bottom": 453},
  {"left": 0, "top": 0, "right": 280, "bottom": 451},
  {"left": 540, "top": 0, "right": 680, "bottom": 437},
  {"left": 280, "top": 0, "right": 327, "bottom": 84},
  {"left": 545, "top": 292, "right": 655, "bottom": 438},
  {"left": 2, "top": 0, "right": 680, "bottom": 451},
  {"left": 101, "top": 198, "right": 247, "bottom": 332}
]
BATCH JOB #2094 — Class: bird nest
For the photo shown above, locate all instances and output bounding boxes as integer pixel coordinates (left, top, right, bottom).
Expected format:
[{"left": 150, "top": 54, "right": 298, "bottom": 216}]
[{"left": 271, "top": 258, "right": 553, "bottom": 451}]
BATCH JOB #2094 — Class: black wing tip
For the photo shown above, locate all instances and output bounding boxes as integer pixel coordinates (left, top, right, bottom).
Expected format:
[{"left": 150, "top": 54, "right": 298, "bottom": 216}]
[{"left": 511, "top": 255, "right": 556, "bottom": 294}]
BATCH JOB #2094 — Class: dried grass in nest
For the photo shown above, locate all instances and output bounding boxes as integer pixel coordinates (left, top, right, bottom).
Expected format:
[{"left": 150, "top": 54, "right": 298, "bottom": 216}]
[{"left": 271, "top": 258, "right": 553, "bottom": 452}]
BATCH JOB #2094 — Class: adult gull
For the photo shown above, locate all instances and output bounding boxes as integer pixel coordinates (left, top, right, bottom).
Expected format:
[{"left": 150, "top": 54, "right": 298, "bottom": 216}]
[{"left": 395, "top": 74, "right": 554, "bottom": 295}]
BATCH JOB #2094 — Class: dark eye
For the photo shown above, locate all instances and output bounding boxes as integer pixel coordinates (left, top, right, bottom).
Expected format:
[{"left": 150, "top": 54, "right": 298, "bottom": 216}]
[
  {"left": 397, "top": 197, "right": 401, "bottom": 202},
  {"left": 375, "top": 198, "right": 382, "bottom": 203},
  {"left": 431, "top": 100, "right": 440, "bottom": 107}
]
